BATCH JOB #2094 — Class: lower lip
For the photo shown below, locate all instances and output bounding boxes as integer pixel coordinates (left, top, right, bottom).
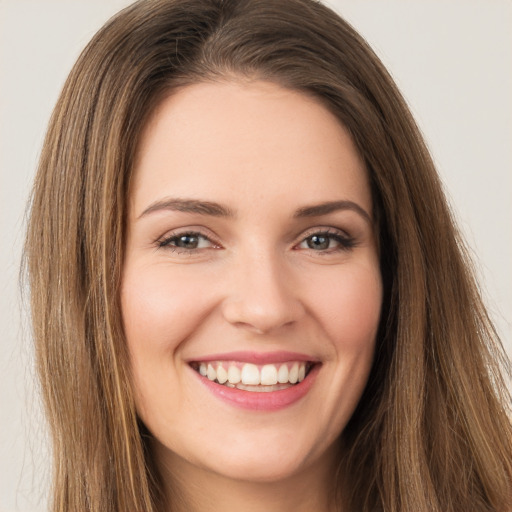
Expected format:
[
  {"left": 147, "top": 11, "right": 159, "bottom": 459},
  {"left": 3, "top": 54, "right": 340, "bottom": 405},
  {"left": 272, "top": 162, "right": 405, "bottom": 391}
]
[{"left": 192, "top": 364, "right": 320, "bottom": 411}]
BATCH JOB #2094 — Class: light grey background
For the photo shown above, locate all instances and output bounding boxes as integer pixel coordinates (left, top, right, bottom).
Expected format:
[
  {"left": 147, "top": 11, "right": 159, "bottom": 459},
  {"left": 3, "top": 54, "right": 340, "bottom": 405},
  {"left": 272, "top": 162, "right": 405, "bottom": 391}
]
[{"left": 1, "top": 1, "right": 510, "bottom": 511}]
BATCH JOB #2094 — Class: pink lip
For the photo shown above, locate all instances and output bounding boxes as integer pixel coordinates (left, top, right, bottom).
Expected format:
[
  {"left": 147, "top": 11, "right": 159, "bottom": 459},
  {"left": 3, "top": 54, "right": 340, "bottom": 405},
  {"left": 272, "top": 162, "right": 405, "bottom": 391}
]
[
  {"left": 187, "top": 350, "right": 319, "bottom": 365},
  {"left": 189, "top": 362, "right": 320, "bottom": 411}
]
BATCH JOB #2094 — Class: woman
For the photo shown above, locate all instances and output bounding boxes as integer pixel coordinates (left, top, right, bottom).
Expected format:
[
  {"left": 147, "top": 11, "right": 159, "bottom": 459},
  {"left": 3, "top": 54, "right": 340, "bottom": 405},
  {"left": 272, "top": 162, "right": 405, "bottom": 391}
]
[{"left": 24, "top": 0, "right": 512, "bottom": 510}]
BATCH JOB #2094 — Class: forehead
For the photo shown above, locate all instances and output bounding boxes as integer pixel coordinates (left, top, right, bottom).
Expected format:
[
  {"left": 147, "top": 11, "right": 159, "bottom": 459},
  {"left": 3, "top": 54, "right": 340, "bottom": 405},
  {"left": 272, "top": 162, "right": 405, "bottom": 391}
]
[{"left": 131, "top": 80, "right": 371, "bottom": 218}]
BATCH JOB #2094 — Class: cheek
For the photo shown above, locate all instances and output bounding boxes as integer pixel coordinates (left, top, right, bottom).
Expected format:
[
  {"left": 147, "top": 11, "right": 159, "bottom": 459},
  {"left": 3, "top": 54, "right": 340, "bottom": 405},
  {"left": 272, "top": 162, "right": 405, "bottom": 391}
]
[
  {"left": 120, "top": 263, "right": 215, "bottom": 422},
  {"left": 303, "top": 262, "right": 382, "bottom": 430},
  {"left": 308, "top": 262, "right": 382, "bottom": 351},
  {"left": 121, "top": 264, "right": 211, "bottom": 355}
]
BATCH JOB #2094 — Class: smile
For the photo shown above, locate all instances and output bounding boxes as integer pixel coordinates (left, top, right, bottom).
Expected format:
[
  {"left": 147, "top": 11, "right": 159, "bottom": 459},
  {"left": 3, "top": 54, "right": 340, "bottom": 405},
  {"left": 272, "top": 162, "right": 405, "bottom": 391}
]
[
  {"left": 190, "top": 361, "right": 312, "bottom": 392},
  {"left": 188, "top": 351, "right": 320, "bottom": 411}
]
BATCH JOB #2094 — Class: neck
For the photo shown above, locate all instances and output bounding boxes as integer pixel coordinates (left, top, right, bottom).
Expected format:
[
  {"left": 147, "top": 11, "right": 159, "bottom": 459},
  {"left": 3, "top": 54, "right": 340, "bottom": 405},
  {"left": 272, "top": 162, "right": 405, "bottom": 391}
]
[{"left": 155, "top": 443, "right": 341, "bottom": 512}]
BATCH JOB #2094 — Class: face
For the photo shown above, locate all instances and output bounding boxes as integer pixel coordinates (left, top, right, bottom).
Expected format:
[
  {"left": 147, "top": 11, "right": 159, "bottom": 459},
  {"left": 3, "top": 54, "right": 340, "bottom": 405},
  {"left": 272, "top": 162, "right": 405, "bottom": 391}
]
[{"left": 122, "top": 81, "right": 382, "bottom": 486}]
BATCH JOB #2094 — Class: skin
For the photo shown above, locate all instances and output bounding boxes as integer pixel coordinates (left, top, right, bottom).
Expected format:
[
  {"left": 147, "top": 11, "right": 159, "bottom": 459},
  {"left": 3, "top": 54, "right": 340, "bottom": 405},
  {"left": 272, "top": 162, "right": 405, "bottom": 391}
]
[{"left": 121, "top": 80, "right": 382, "bottom": 512}]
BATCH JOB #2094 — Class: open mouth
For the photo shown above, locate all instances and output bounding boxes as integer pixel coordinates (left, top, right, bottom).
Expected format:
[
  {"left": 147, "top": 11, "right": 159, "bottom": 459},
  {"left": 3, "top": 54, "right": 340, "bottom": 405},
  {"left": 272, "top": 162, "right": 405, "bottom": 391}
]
[{"left": 190, "top": 360, "right": 315, "bottom": 393}]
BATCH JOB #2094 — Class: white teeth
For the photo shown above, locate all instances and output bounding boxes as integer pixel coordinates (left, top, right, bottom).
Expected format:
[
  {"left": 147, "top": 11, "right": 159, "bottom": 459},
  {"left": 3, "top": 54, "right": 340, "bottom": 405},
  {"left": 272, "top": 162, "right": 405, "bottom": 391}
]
[
  {"left": 241, "top": 363, "right": 260, "bottom": 385},
  {"left": 227, "top": 365, "right": 241, "bottom": 384},
  {"left": 260, "top": 364, "right": 278, "bottom": 385},
  {"left": 206, "top": 363, "right": 217, "bottom": 381},
  {"left": 196, "top": 361, "right": 310, "bottom": 388},
  {"left": 289, "top": 363, "right": 299, "bottom": 384},
  {"left": 298, "top": 364, "right": 306, "bottom": 382},
  {"left": 216, "top": 365, "right": 228, "bottom": 384},
  {"left": 277, "top": 364, "right": 289, "bottom": 383}
]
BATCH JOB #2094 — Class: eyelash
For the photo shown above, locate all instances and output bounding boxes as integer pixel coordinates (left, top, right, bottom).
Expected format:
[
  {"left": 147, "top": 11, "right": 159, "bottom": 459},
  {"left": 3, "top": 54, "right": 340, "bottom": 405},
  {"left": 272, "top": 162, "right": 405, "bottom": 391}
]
[
  {"left": 296, "top": 228, "right": 356, "bottom": 253},
  {"left": 156, "top": 228, "right": 356, "bottom": 254},
  {"left": 156, "top": 231, "right": 220, "bottom": 253}
]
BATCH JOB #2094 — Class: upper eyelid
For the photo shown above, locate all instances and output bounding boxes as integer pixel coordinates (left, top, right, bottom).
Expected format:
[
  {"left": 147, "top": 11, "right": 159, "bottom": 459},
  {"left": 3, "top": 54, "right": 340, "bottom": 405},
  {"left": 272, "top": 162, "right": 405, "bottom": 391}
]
[
  {"left": 296, "top": 226, "right": 352, "bottom": 240},
  {"left": 161, "top": 232, "right": 211, "bottom": 244},
  {"left": 156, "top": 226, "right": 220, "bottom": 244},
  {"left": 155, "top": 232, "right": 220, "bottom": 255},
  {"left": 296, "top": 229, "right": 354, "bottom": 246}
]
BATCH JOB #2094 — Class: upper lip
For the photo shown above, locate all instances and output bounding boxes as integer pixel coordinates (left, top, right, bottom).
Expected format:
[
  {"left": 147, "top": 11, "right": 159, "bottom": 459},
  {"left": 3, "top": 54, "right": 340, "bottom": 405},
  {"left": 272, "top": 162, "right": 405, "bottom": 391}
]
[{"left": 187, "top": 350, "right": 319, "bottom": 365}]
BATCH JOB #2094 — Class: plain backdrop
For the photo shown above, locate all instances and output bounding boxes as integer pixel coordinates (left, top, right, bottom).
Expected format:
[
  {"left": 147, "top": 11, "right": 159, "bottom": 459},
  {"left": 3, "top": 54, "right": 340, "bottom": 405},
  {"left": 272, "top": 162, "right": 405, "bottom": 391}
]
[{"left": 1, "top": 1, "right": 510, "bottom": 511}]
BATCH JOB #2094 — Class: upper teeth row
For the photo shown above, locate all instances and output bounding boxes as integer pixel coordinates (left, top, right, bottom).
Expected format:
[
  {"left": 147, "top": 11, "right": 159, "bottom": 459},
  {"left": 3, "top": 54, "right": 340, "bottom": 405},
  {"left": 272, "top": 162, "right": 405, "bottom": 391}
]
[{"left": 197, "top": 361, "right": 307, "bottom": 386}]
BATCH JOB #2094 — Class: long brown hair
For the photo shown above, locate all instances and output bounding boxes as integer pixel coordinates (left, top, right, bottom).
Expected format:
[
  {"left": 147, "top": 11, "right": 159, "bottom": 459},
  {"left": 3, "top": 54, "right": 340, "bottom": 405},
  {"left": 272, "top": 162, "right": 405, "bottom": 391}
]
[{"left": 25, "top": 0, "right": 512, "bottom": 510}]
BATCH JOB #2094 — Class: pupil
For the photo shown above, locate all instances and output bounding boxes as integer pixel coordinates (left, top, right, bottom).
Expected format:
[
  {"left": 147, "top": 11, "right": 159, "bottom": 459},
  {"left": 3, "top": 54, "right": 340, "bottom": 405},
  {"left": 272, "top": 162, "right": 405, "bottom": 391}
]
[
  {"left": 176, "top": 234, "right": 198, "bottom": 248},
  {"left": 308, "top": 235, "right": 329, "bottom": 250}
]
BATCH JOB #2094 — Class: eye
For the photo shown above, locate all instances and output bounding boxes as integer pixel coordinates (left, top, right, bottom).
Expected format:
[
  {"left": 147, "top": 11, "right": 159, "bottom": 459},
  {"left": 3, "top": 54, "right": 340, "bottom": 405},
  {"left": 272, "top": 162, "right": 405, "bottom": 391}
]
[
  {"left": 297, "top": 230, "right": 355, "bottom": 252},
  {"left": 157, "top": 231, "right": 216, "bottom": 251}
]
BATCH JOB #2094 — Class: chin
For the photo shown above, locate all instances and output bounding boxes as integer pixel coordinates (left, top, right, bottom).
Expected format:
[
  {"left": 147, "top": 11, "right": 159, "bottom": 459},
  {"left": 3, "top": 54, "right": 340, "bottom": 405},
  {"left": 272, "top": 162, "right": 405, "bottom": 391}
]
[{"left": 202, "top": 452, "right": 314, "bottom": 484}]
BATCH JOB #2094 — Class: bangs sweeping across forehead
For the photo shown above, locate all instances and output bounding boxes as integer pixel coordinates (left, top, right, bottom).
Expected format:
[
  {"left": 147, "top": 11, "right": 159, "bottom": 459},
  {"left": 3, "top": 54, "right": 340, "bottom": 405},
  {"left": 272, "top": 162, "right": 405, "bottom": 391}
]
[{"left": 24, "top": 1, "right": 512, "bottom": 511}]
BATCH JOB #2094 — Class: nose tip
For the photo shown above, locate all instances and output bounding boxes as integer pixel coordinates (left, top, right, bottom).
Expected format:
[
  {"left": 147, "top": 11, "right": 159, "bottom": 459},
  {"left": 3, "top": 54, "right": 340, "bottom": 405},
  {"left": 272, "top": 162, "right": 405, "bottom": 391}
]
[
  {"left": 221, "top": 259, "right": 304, "bottom": 334},
  {"left": 222, "top": 297, "right": 300, "bottom": 334}
]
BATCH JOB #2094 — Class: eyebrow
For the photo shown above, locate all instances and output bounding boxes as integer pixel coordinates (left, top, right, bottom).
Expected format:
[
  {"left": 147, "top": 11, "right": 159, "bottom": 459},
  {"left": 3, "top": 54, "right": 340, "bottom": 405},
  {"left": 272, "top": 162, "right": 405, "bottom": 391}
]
[
  {"left": 294, "top": 200, "right": 371, "bottom": 223},
  {"left": 138, "top": 197, "right": 371, "bottom": 223},
  {"left": 138, "top": 198, "right": 235, "bottom": 219}
]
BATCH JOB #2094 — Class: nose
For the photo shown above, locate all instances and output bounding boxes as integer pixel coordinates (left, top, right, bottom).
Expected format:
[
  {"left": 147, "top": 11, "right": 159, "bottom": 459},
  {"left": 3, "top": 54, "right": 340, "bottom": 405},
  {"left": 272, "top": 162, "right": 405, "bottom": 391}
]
[{"left": 221, "top": 249, "right": 305, "bottom": 334}]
